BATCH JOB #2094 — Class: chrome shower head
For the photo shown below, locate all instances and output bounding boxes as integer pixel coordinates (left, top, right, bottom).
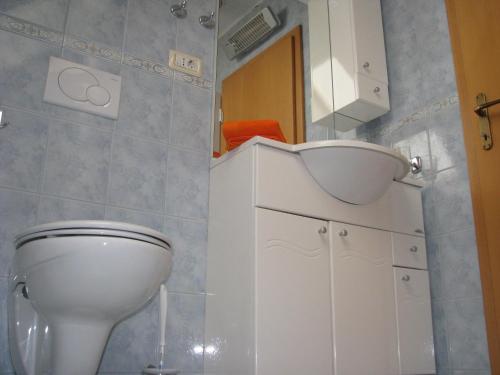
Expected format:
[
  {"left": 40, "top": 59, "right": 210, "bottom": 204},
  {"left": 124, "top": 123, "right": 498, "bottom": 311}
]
[
  {"left": 199, "top": 11, "right": 216, "bottom": 29},
  {"left": 171, "top": 0, "right": 187, "bottom": 18}
]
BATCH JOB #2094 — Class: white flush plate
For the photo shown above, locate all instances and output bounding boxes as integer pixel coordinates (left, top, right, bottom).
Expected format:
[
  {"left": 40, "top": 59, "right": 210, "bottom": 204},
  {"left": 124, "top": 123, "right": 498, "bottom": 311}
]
[{"left": 43, "top": 56, "right": 122, "bottom": 119}]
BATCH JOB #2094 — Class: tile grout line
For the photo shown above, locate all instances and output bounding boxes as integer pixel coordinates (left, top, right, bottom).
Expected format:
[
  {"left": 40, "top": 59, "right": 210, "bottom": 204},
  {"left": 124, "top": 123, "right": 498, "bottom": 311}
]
[
  {"left": 35, "top": 114, "right": 54, "bottom": 224},
  {"left": 0, "top": 185, "right": 208, "bottom": 222},
  {"left": 60, "top": 0, "right": 72, "bottom": 54},
  {"left": 164, "top": 77, "right": 177, "bottom": 218},
  {"left": 0, "top": 103, "right": 211, "bottom": 155}
]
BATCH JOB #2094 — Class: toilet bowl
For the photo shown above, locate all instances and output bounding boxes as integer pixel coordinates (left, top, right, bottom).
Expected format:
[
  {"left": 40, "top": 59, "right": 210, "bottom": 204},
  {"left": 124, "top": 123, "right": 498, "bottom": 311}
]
[{"left": 7, "top": 220, "right": 173, "bottom": 375}]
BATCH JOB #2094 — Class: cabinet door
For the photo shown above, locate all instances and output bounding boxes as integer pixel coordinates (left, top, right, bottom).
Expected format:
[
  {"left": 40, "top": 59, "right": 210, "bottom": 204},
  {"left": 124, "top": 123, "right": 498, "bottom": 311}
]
[
  {"left": 394, "top": 268, "right": 436, "bottom": 374},
  {"left": 255, "top": 208, "right": 333, "bottom": 375},
  {"left": 352, "top": 0, "right": 388, "bottom": 84},
  {"left": 330, "top": 222, "right": 399, "bottom": 375}
]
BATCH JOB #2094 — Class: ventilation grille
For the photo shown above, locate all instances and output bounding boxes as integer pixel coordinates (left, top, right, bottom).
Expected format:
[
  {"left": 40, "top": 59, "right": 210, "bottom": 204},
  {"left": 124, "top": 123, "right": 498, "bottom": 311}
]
[{"left": 223, "top": 7, "right": 280, "bottom": 60}]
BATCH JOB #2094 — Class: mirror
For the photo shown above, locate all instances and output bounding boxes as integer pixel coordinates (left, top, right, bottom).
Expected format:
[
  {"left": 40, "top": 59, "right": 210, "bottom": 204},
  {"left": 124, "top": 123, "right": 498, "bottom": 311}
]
[{"left": 212, "top": 0, "right": 336, "bottom": 156}]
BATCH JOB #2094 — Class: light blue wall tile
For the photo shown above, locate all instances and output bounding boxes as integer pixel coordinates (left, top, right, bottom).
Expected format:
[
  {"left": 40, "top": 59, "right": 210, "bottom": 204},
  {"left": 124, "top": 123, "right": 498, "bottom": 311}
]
[
  {"left": 0, "top": 276, "right": 15, "bottom": 373},
  {"left": 307, "top": 123, "right": 330, "bottom": 142},
  {"left": 116, "top": 66, "right": 173, "bottom": 141},
  {"left": 390, "top": 121, "right": 433, "bottom": 177},
  {"left": 425, "top": 235, "right": 443, "bottom": 300},
  {"left": 431, "top": 300, "right": 449, "bottom": 373},
  {"left": 0, "top": 109, "right": 49, "bottom": 192},
  {"left": 164, "top": 293, "right": 205, "bottom": 373},
  {"left": 421, "top": 179, "right": 438, "bottom": 235},
  {"left": 444, "top": 298, "right": 490, "bottom": 371},
  {"left": 412, "top": 0, "right": 457, "bottom": 102},
  {"left": 164, "top": 217, "right": 207, "bottom": 293},
  {"left": 61, "top": 48, "right": 122, "bottom": 74},
  {"left": 165, "top": 148, "right": 209, "bottom": 219},
  {"left": 0, "top": 188, "right": 38, "bottom": 277},
  {"left": 125, "top": 0, "right": 177, "bottom": 63},
  {"left": 428, "top": 105, "right": 466, "bottom": 173},
  {"left": 37, "top": 196, "right": 105, "bottom": 223},
  {"left": 66, "top": 0, "right": 126, "bottom": 48},
  {"left": 105, "top": 206, "right": 163, "bottom": 232},
  {"left": 430, "top": 166, "right": 474, "bottom": 236},
  {"left": 0, "top": 0, "right": 69, "bottom": 31},
  {"left": 98, "top": 294, "right": 159, "bottom": 372},
  {"left": 176, "top": 0, "right": 216, "bottom": 81},
  {"left": 438, "top": 229, "right": 482, "bottom": 300},
  {"left": 107, "top": 135, "right": 167, "bottom": 213},
  {"left": 42, "top": 121, "right": 112, "bottom": 203},
  {"left": 170, "top": 82, "right": 211, "bottom": 152},
  {"left": 0, "top": 30, "right": 59, "bottom": 112}
]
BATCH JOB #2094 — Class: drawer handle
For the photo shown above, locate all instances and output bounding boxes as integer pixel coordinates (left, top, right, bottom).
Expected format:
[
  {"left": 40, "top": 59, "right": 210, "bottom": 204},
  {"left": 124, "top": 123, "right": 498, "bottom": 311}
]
[
  {"left": 402, "top": 275, "right": 410, "bottom": 282},
  {"left": 363, "top": 61, "right": 370, "bottom": 69},
  {"left": 318, "top": 226, "right": 327, "bottom": 234},
  {"left": 410, "top": 246, "right": 418, "bottom": 252},
  {"left": 373, "top": 86, "right": 381, "bottom": 94},
  {"left": 415, "top": 229, "right": 424, "bottom": 234},
  {"left": 338, "top": 229, "right": 348, "bottom": 237}
]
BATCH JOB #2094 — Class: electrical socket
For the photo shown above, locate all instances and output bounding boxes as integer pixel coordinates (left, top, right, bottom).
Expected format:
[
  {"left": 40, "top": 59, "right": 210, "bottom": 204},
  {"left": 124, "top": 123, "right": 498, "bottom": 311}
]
[{"left": 168, "top": 50, "right": 202, "bottom": 77}]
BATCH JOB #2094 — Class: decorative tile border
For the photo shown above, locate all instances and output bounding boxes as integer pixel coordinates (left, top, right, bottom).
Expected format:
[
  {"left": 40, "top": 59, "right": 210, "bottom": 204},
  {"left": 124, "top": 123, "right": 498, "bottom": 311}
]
[
  {"left": 174, "top": 71, "right": 212, "bottom": 89},
  {"left": 123, "top": 54, "right": 173, "bottom": 79},
  {"left": 64, "top": 34, "right": 122, "bottom": 63},
  {"left": 0, "top": 12, "right": 63, "bottom": 45},
  {"left": 378, "top": 94, "right": 460, "bottom": 137},
  {"left": 0, "top": 12, "right": 213, "bottom": 90}
]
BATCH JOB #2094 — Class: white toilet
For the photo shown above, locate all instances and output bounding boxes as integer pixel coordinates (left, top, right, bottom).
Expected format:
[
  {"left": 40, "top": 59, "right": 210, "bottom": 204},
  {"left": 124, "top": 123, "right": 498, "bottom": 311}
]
[{"left": 7, "top": 220, "right": 173, "bottom": 375}]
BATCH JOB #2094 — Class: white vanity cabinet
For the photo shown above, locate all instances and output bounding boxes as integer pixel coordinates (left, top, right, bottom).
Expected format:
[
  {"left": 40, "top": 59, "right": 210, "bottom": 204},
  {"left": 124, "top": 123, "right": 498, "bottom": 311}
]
[
  {"left": 309, "top": 0, "right": 390, "bottom": 131},
  {"left": 205, "top": 140, "right": 435, "bottom": 375}
]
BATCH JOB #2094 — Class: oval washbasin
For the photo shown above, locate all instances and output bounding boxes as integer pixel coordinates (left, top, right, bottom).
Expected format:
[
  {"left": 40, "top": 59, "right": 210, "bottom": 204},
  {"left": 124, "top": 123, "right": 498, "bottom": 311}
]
[{"left": 295, "top": 140, "right": 409, "bottom": 205}]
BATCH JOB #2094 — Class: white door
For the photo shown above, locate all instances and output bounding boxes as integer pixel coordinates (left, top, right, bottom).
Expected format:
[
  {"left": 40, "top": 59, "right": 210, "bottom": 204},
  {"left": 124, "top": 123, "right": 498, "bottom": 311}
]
[
  {"left": 330, "top": 222, "right": 399, "bottom": 375},
  {"left": 394, "top": 268, "right": 436, "bottom": 374},
  {"left": 255, "top": 208, "right": 333, "bottom": 375}
]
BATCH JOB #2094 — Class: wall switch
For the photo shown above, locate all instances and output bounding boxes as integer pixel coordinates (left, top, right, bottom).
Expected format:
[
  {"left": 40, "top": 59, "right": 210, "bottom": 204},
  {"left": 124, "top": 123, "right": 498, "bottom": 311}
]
[{"left": 168, "top": 50, "right": 202, "bottom": 77}]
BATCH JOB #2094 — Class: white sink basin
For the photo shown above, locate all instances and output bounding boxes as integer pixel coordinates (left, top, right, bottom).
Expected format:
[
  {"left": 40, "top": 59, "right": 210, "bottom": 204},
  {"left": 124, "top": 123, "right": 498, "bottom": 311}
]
[{"left": 295, "top": 140, "right": 409, "bottom": 205}]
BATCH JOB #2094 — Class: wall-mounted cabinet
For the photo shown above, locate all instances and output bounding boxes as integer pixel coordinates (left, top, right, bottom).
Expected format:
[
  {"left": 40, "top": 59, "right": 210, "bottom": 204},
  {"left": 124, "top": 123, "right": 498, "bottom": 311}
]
[
  {"left": 309, "top": 0, "right": 390, "bottom": 131},
  {"left": 205, "top": 140, "right": 435, "bottom": 375}
]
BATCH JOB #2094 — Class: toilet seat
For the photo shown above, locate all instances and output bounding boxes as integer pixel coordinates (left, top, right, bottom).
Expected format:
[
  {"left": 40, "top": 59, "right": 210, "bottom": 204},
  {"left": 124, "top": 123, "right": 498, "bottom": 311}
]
[{"left": 15, "top": 220, "right": 171, "bottom": 250}]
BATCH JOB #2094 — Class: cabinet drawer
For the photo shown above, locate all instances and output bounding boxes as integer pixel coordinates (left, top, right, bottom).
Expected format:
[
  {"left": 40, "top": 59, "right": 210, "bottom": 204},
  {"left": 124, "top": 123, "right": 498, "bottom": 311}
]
[
  {"left": 392, "top": 233, "right": 427, "bottom": 269},
  {"left": 393, "top": 268, "right": 435, "bottom": 374},
  {"left": 357, "top": 74, "right": 389, "bottom": 113}
]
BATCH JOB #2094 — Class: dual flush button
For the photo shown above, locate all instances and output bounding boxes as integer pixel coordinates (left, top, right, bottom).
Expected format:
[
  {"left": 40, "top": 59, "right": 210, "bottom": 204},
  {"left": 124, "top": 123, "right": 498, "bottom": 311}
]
[
  {"left": 58, "top": 67, "right": 111, "bottom": 107},
  {"left": 43, "top": 56, "right": 122, "bottom": 119}
]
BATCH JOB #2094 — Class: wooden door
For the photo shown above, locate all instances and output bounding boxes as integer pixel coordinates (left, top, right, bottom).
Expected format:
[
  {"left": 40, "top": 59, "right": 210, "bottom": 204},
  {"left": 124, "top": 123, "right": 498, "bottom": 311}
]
[
  {"left": 446, "top": 0, "right": 500, "bottom": 371},
  {"left": 219, "top": 26, "right": 305, "bottom": 154},
  {"left": 329, "top": 222, "right": 399, "bottom": 375},
  {"left": 255, "top": 208, "right": 333, "bottom": 375}
]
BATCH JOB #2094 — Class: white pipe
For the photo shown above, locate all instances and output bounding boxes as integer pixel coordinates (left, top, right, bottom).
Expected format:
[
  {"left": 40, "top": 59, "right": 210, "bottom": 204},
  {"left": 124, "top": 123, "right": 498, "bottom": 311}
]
[{"left": 158, "top": 283, "right": 168, "bottom": 368}]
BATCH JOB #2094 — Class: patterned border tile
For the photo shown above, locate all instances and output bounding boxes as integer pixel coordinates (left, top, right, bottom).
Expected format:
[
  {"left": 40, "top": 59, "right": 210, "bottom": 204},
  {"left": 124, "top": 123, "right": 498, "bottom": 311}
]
[
  {"left": 123, "top": 54, "right": 173, "bottom": 79},
  {"left": 0, "top": 13, "right": 214, "bottom": 90},
  {"left": 379, "top": 95, "right": 460, "bottom": 137},
  {"left": 64, "top": 34, "right": 122, "bottom": 63},
  {"left": 174, "top": 71, "right": 212, "bottom": 90},
  {"left": 0, "top": 12, "right": 63, "bottom": 45}
]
